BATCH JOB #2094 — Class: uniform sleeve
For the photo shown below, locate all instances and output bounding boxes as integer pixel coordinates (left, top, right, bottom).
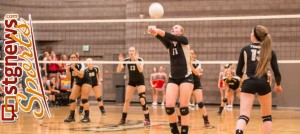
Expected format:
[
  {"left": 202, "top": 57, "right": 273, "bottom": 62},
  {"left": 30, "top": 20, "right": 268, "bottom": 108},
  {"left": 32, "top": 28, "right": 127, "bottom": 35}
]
[
  {"left": 138, "top": 57, "right": 144, "bottom": 66},
  {"left": 155, "top": 34, "right": 172, "bottom": 49},
  {"left": 123, "top": 58, "right": 129, "bottom": 67},
  {"left": 196, "top": 61, "right": 202, "bottom": 70},
  {"left": 79, "top": 63, "right": 85, "bottom": 71},
  {"left": 270, "top": 50, "right": 281, "bottom": 85},
  {"left": 236, "top": 48, "right": 245, "bottom": 78},
  {"left": 95, "top": 66, "right": 99, "bottom": 73},
  {"left": 164, "top": 32, "right": 189, "bottom": 45}
]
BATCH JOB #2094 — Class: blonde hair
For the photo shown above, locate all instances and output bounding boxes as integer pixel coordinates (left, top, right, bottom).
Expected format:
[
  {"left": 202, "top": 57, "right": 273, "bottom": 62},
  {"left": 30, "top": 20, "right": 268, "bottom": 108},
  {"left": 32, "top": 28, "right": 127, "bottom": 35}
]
[{"left": 254, "top": 25, "right": 272, "bottom": 77}]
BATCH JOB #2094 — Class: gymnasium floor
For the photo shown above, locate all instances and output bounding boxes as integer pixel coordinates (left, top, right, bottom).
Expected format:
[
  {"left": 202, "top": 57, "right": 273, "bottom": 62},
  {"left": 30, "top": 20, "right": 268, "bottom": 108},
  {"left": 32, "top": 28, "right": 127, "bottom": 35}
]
[{"left": 1, "top": 104, "right": 299, "bottom": 134}]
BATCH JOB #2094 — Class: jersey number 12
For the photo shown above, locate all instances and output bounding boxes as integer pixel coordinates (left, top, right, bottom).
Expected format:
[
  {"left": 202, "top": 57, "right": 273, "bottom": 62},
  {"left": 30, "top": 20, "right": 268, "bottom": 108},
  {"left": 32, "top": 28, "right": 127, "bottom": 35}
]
[{"left": 251, "top": 49, "right": 260, "bottom": 61}]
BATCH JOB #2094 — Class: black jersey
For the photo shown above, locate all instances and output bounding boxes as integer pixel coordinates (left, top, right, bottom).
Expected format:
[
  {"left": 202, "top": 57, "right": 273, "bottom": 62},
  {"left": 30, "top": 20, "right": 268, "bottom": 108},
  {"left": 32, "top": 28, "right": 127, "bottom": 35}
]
[
  {"left": 192, "top": 60, "right": 201, "bottom": 83},
  {"left": 70, "top": 63, "right": 85, "bottom": 88},
  {"left": 123, "top": 57, "right": 145, "bottom": 82},
  {"left": 87, "top": 66, "right": 99, "bottom": 85},
  {"left": 223, "top": 77, "right": 240, "bottom": 90},
  {"left": 156, "top": 32, "right": 192, "bottom": 79},
  {"left": 236, "top": 43, "right": 281, "bottom": 85}
]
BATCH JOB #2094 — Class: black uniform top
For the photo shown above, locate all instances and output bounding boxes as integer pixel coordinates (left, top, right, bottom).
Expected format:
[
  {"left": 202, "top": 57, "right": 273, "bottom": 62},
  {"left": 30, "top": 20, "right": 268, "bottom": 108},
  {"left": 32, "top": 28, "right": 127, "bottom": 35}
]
[
  {"left": 86, "top": 66, "right": 99, "bottom": 85},
  {"left": 192, "top": 60, "right": 201, "bottom": 83},
  {"left": 156, "top": 32, "right": 192, "bottom": 79},
  {"left": 236, "top": 43, "right": 281, "bottom": 85},
  {"left": 70, "top": 63, "right": 85, "bottom": 88},
  {"left": 123, "top": 57, "right": 145, "bottom": 82},
  {"left": 223, "top": 77, "right": 240, "bottom": 90}
]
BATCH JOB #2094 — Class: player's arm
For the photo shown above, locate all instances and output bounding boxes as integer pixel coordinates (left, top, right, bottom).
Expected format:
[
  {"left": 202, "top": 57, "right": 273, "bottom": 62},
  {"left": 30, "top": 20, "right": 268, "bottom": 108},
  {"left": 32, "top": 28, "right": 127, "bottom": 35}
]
[
  {"left": 270, "top": 51, "right": 282, "bottom": 93},
  {"left": 66, "top": 66, "right": 71, "bottom": 80},
  {"left": 97, "top": 67, "right": 102, "bottom": 86},
  {"left": 71, "top": 64, "right": 84, "bottom": 78},
  {"left": 117, "top": 54, "right": 125, "bottom": 73},
  {"left": 156, "top": 30, "right": 189, "bottom": 45},
  {"left": 236, "top": 48, "right": 245, "bottom": 78},
  {"left": 135, "top": 58, "right": 143, "bottom": 73},
  {"left": 156, "top": 35, "right": 172, "bottom": 49}
]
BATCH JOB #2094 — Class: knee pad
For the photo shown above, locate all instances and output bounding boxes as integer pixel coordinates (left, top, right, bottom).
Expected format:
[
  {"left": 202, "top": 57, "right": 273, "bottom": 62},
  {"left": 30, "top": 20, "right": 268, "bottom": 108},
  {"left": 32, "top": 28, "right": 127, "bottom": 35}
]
[
  {"left": 138, "top": 92, "right": 147, "bottom": 103},
  {"left": 223, "top": 98, "right": 228, "bottom": 103},
  {"left": 180, "top": 107, "right": 189, "bottom": 116},
  {"left": 197, "top": 102, "right": 204, "bottom": 109},
  {"left": 262, "top": 115, "right": 272, "bottom": 122},
  {"left": 166, "top": 107, "right": 175, "bottom": 115},
  {"left": 69, "top": 99, "right": 76, "bottom": 104},
  {"left": 138, "top": 92, "right": 146, "bottom": 98},
  {"left": 81, "top": 99, "right": 88, "bottom": 104},
  {"left": 96, "top": 97, "right": 102, "bottom": 102},
  {"left": 238, "top": 115, "right": 250, "bottom": 124}
]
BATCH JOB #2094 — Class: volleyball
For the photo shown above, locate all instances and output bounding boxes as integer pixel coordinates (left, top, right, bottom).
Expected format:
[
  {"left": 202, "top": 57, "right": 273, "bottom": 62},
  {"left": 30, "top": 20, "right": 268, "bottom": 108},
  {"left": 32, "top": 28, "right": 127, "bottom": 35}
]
[{"left": 149, "top": 2, "right": 164, "bottom": 19}]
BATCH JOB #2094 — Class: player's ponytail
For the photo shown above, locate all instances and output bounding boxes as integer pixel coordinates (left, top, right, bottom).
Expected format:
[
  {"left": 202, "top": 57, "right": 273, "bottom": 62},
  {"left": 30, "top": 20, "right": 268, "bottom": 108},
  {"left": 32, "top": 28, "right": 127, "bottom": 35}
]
[{"left": 254, "top": 25, "right": 272, "bottom": 77}]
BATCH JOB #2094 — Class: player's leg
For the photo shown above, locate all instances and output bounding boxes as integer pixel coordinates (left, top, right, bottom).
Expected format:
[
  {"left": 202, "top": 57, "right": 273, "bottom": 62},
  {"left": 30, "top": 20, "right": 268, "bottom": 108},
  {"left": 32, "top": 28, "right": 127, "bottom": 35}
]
[
  {"left": 79, "top": 83, "right": 92, "bottom": 123},
  {"left": 179, "top": 82, "right": 193, "bottom": 134},
  {"left": 64, "top": 85, "right": 81, "bottom": 122},
  {"left": 119, "top": 85, "right": 135, "bottom": 125},
  {"left": 166, "top": 83, "right": 180, "bottom": 134},
  {"left": 137, "top": 85, "right": 150, "bottom": 125},
  {"left": 235, "top": 92, "right": 255, "bottom": 134},
  {"left": 92, "top": 84, "right": 106, "bottom": 115},
  {"left": 194, "top": 89, "right": 210, "bottom": 127},
  {"left": 258, "top": 92, "right": 272, "bottom": 134}
]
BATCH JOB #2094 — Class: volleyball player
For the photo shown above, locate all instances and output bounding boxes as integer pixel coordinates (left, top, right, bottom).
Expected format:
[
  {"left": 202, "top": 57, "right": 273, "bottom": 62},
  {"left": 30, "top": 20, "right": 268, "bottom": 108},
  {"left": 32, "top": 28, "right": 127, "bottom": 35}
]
[
  {"left": 116, "top": 47, "right": 150, "bottom": 125},
  {"left": 189, "top": 50, "right": 211, "bottom": 127},
  {"left": 86, "top": 58, "right": 106, "bottom": 115},
  {"left": 154, "top": 66, "right": 167, "bottom": 106},
  {"left": 217, "top": 71, "right": 240, "bottom": 115},
  {"left": 149, "top": 24, "right": 193, "bottom": 134},
  {"left": 64, "top": 53, "right": 93, "bottom": 123},
  {"left": 218, "top": 65, "right": 226, "bottom": 105},
  {"left": 150, "top": 67, "right": 158, "bottom": 106},
  {"left": 235, "top": 25, "right": 282, "bottom": 134}
]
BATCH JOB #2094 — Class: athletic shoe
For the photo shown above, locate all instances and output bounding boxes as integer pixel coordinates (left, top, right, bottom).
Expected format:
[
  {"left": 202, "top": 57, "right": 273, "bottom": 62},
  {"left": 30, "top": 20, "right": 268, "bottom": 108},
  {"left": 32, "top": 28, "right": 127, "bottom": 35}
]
[
  {"left": 79, "top": 117, "right": 91, "bottom": 123},
  {"left": 144, "top": 119, "right": 151, "bottom": 126},
  {"left": 64, "top": 117, "right": 75, "bottom": 122},
  {"left": 204, "top": 121, "right": 210, "bottom": 128},
  {"left": 119, "top": 119, "right": 126, "bottom": 125}
]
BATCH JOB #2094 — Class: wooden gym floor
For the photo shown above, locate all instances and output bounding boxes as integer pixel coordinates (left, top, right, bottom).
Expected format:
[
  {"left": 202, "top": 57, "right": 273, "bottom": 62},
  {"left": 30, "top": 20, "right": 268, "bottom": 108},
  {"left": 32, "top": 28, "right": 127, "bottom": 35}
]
[{"left": 1, "top": 104, "right": 299, "bottom": 134}]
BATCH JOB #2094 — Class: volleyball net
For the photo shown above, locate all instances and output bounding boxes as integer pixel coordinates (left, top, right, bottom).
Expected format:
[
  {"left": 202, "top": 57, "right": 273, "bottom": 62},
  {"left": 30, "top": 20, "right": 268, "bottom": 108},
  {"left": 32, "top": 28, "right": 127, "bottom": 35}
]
[{"left": 0, "top": 14, "right": 300, "bottom": 104}]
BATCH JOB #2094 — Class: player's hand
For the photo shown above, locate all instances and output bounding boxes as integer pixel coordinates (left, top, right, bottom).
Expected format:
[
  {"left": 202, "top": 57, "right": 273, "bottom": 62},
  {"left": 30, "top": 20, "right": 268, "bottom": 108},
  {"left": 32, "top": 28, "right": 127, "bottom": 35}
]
[
  {"left": 148, "top": 28, "right": 157, "bottom": 36},
  {"left": 71, "top": 63, "right": 76, "bottom": 69},
  {"left": 118, "top": 54, "right": 124, "bottom": 61},
  {"left": 274, "top": 85, "right": 283, "bottom": 93}
]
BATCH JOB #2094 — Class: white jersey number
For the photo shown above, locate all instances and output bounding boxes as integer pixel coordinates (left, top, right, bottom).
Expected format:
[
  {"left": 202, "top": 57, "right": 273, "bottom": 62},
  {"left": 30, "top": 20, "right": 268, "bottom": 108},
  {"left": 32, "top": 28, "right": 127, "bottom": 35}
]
[
  {"left": 251, "top": 49, "right": 260, "bottom": 61},
  {"left": 172, "top": 48, "right": 178, "bottom": 56},
  {"left": 130, "top": 65, "right": 136, "bottom": 71}
]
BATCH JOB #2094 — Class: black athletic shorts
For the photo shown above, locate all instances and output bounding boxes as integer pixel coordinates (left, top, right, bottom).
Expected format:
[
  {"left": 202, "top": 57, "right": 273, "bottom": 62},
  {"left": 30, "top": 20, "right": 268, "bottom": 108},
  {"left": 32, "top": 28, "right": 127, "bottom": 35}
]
[
  {"left": 75, "top": 78, "right": 92, "bottom": 87},
  {"left": 168, "top": 74, "right": 194, "bottom": 86},
  {"left": 128, "top": 79, "right": 145, "bottom": 87},
  {"left": 92, "top": 83, "right": 98, "bottom": 88},
  {"left": 193, "top": 80, "right": 202, "bottom": 90},
  {"left": 241, "top": 78, "right": 271, "bottom": 96}
]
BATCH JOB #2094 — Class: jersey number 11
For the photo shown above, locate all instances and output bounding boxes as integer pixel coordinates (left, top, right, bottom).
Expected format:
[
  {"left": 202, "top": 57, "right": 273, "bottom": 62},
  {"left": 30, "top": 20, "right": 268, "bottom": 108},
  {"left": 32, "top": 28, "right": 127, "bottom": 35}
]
[{"left": 251, "top": 49, "right": 260, "bottom": 61}]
